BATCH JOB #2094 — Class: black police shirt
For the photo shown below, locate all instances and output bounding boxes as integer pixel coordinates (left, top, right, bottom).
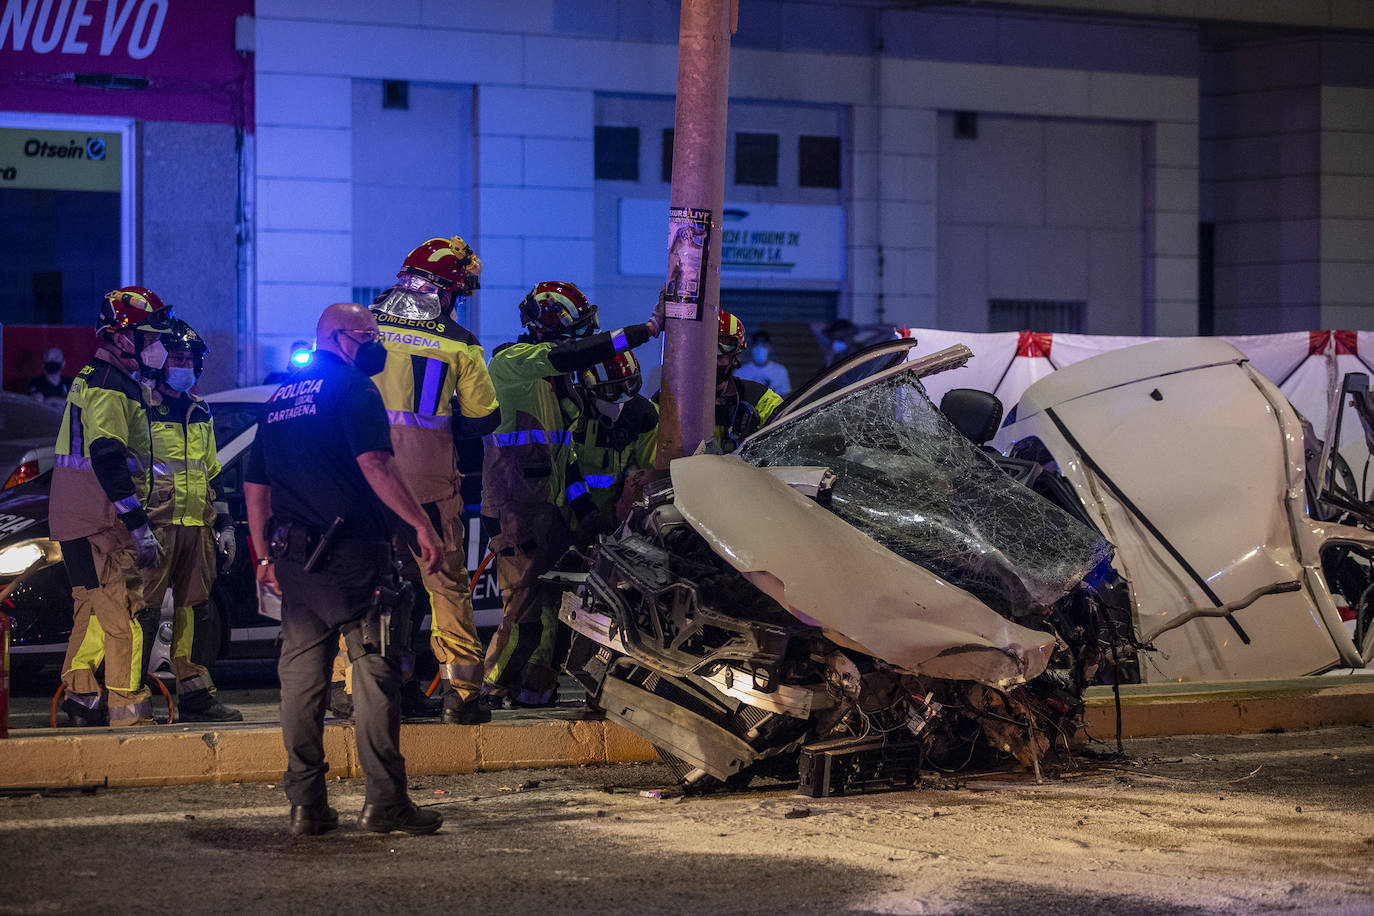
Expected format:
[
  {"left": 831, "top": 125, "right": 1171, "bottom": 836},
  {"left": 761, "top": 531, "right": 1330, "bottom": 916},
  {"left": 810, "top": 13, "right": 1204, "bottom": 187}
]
[{"left": 245, "top": 349, "right": 393, "bottom": 541}]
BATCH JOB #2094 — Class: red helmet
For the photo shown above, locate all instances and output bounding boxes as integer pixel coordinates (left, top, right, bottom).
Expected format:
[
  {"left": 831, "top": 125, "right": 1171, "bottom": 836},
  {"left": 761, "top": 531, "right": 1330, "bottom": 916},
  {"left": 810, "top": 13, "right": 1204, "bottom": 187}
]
[
  {"left": 718, "top": 309, "right": 746, "bottom": 357},
  {"left": 98, "top": 286, "right": 173, "bottom": 335},
  {"left": 520, "top": 281, "right": 599, "bottom": 339},
  {"left": 579, "top": 351, "right": 642, "bottom": 403},
  {"left": 399, "top": 236, "right": 481, "bottom": 296}
]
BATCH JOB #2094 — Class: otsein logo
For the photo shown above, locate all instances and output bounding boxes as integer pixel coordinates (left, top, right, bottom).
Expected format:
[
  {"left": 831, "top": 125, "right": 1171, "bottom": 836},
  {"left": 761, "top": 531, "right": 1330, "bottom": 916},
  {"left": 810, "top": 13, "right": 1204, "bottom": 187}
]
[{"left": 21, "top": 136, "right": 109, "bottom": 160}]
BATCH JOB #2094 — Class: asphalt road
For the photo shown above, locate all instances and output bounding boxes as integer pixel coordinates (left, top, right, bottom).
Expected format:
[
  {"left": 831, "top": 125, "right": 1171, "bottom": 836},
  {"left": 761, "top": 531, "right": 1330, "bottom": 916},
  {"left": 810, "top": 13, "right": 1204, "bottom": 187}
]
[{"left": 1, "top": 726, "right": 1371, "bottom": 915}]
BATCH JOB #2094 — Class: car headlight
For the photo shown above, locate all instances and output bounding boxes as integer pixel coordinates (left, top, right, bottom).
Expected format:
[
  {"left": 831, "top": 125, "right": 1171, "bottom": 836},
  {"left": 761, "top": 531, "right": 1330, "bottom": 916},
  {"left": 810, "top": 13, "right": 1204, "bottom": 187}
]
[{"left": 0, "top": 539, "right": 60, "bottom": 577}]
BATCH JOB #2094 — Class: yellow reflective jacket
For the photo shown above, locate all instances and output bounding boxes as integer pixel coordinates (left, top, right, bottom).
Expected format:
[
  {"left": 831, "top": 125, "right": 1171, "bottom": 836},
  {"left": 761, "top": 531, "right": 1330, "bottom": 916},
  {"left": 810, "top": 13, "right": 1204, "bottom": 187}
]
[
  {"left": 481, "top": 340, "right": 577, "bottom": 523},
  {"left": 50, "top": 356, "right": 152, "bottom": 540},
  {"left": 563, "top": 395, "right": 658, "bottom": 534},
  {"left": 370, "top": 311, "right": 499, "bottom": 504},
  {"left": 145, "top": 388, "right": 221, "bottom": 529}
]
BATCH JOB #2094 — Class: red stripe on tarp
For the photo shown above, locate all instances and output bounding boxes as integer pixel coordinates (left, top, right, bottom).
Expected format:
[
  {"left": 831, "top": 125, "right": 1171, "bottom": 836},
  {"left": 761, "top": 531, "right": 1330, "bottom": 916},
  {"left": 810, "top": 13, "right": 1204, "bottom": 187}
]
[
  {"left": 1336, "top": 330, "right": 1357, "bottom": 355},
  {"left": 1309, "top": 331, "right": 1331, "bottom": 356},
  {"left": 1016, "top": 331, "right": 1053, "bottom": 359}
]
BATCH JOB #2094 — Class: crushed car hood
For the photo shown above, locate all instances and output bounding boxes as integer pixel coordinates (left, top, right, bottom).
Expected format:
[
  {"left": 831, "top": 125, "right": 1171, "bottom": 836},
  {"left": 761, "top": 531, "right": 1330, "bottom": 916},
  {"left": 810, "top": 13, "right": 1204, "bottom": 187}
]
[{"left": 672, "top": 453, "right": 1058, "bottom": 686}]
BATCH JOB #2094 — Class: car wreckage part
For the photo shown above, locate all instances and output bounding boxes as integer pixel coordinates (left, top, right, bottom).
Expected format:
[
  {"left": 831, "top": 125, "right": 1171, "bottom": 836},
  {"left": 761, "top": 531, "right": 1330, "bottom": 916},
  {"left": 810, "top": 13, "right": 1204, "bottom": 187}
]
[{"left": 560, "top": 364, "right": 1133, "bottom": 793}]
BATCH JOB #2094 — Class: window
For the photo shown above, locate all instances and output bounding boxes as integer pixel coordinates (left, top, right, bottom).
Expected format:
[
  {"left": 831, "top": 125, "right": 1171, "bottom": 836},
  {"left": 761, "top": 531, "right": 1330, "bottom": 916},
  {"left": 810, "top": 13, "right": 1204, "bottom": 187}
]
[
  {"left": 661, "top": 128, "right": 675, "bottom": 183},
  {"left": 989, "top": 299, "right": 1084, "bottom": 333},
  {"left": 594, "top": 126, "right": 639, "bottom": 181},
  {"left": 382, "top": 80, "right": 409, "bottom": 110},
  {"left": 798, "top": 135, "right": 841, "bottom": 188},
  {"left": 734, "top": 132, "right": 779, "bottom": 186}
]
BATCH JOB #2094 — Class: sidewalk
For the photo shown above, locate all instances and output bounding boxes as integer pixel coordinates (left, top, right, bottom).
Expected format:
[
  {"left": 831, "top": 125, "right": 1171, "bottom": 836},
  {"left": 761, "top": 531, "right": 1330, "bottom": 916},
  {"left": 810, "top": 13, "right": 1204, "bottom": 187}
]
[{"left": 3, "top": 672, "right": 1372, "bottom": 791}]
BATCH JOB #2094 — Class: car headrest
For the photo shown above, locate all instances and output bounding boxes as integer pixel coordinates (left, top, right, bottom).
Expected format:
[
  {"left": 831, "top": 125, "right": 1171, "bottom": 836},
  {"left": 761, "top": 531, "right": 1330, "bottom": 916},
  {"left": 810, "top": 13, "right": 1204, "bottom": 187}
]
[{"left": 939, "top": 388, "right": 1004, "bottom": 446}]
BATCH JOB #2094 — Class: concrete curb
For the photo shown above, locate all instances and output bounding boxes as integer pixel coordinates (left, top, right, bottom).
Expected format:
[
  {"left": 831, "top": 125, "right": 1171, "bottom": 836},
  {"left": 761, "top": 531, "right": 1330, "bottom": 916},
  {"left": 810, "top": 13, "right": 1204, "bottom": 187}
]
[
  {"left": 1082, "top": 677, "right": 1374, "bottom": 739},
  {"left": 2, "top": 678, "right": 1370, "bottom": 790},
  {"left": 0, "top": 718, "right": 658, "bottom": 790}
]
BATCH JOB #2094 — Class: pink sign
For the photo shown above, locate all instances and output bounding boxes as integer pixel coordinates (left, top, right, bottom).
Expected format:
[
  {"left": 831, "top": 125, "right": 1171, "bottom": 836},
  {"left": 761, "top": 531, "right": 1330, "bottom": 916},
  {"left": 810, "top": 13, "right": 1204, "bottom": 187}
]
[{"left": 0, "top": 0, "right": 254, "bottom": 126}]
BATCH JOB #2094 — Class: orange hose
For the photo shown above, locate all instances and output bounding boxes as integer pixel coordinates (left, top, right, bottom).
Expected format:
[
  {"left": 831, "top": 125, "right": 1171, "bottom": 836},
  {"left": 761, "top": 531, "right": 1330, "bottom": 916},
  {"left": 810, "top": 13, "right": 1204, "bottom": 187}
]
[{"left": 426, "top": 549, "right": 497, "bottom": 698}]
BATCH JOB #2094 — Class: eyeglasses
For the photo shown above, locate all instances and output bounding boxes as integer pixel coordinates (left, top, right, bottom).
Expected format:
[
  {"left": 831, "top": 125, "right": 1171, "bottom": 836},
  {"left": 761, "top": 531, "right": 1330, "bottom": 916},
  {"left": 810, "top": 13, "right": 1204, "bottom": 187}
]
[{"left": 337, "top": 328, "right": 381, "bottom": 342}]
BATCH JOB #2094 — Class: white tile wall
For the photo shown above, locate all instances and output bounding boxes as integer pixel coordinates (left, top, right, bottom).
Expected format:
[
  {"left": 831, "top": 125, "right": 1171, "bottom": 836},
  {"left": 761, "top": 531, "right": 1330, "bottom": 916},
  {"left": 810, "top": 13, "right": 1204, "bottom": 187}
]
[
  {"left": 1089, "top": 71, "right": 1197, "bottom": 123},
  {"left": 524, "top": 138, "right": 594, "bottom": 189},
  {"left": 422, "top": 0, "right": 555, "bottom": 34},
  {"left": 522, "top": 36, "right": 676, "bottom": 94},
  {"left": 1322, "top": 176, "right": 1374, "bottom": 219},
  {"left": 257, "top": 231, "right": 352, "bottom": 284},
  {"left": 1321, "top": 86, "right": 1374, "bottom": 131},
  {"left": 255, "top": 284, "right": 353, "bottom": 337},
  {"left": 256, "top": 126, "right": 350, "bottom": 180},
  {"left": 255, "top": 74, "right": 351, "bottom": 128},
  {"left": 987, "top": 227, "right": 1090, "bottom": 301},
  {"left": 477, "top": 87, "right": 595, "bottom": 139},
  {"left": 478, "top": 188, "right": 595, "bottom": 237},
  {"left": 259, "top": 179, "right": 351, "bottom": 232},
  {"left": 255, "top": 20, "right": 523, "bottom": 83},
  {"left": 1321, "top": 218, "right": 1374, "bottom": 261}
]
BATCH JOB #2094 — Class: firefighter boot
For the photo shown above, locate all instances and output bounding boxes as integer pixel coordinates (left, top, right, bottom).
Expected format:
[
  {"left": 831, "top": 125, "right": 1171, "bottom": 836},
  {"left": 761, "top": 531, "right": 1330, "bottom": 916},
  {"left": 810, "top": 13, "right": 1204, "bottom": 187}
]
[
  {"left": 179, "top": 687, "right": 244, "bottom": 722},
  {"left": 61, "top": 691, "right": 108, "bottom": 728},
  {"left": 441, "top": 685, "right": 491, "bottom": 725}
]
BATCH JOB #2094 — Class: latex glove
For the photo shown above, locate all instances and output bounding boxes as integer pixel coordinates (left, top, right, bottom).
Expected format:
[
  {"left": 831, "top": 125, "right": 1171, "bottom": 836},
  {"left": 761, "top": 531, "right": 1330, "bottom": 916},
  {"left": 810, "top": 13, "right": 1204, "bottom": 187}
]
[
  {"left": 646, "top": 285, "right": 668, "bottom": 338},
  {"left": 216, "top": 525, "right": 237, "bottom": 570},
  {"left": 130, "top": 524, "right": 163, "bottom": 570}
]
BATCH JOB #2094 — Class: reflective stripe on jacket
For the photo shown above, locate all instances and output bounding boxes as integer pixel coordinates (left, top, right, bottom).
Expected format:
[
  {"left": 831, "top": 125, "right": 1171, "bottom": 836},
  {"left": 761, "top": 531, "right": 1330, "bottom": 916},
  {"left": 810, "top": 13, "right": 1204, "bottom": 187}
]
[
  {"left": 50, "top": 358, "right": 151, "bottom": 540},
  {"left": 563, "top": 396, "right": 658, "bottom": 530},
  {"left": 146, "top": 390, "right": 221, "bottom": 528},
  {"left": 371, "top": 311, "right": 498, "bottom": 503},
  {"left": 481, "top": 340, "right": 577, "bottom": 522}
]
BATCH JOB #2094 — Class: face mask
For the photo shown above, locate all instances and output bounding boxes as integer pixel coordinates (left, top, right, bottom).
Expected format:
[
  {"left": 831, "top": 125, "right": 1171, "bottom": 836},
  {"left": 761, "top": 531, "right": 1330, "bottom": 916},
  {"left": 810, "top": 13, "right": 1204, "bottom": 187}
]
[
  {"left": 751, "top": 346, "right": 770, "bottom": 365},
  {"left": 353, "top": 339, "right": 388, "bottom": 376},
  {"left": 44, "top": 361, "right": 62, "bottom": 374},
  {"left": 595, "top": 398, "right": 625, "bottom": 421},
  {"left": 165, "top": 367, "right": 197, "bottom": 392},
  {"left": 140, "top": 340, "right": 168, "bottom": 371}
]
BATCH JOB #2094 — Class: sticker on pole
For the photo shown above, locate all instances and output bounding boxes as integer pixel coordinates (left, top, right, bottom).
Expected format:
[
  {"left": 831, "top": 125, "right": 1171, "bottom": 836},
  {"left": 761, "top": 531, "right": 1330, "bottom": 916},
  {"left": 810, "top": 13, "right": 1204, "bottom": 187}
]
[{"left": 665, "top": 206, "right": 712, "bottom": 321}]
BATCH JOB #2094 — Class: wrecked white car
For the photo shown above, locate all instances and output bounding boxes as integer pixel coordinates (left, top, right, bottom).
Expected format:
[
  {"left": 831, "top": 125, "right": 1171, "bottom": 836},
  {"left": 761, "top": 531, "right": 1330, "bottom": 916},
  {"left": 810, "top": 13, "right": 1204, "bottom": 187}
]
[
  {"left": 1001, "top": 336, "right": 1374, "bottom": 683},
  {"left": 559, "top": 343, "right": 1136, "bottom": 796}
]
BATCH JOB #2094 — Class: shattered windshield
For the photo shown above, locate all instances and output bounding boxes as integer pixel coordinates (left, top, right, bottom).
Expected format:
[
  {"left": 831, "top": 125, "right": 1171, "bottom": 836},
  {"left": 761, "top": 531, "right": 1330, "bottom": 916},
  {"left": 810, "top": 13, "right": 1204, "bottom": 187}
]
[{"left": 737, "top": 370, "right": 1111, "bottom": 617}]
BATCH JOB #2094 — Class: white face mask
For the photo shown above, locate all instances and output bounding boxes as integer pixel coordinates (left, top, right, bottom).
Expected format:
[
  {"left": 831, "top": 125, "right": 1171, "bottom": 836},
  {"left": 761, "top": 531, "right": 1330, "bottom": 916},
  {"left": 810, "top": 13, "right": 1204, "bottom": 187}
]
[
  {"left": 594, "top": 398, "right": 625, "bottom": 421},
  {"left": 140, "top": 339, "right": 168, "bottom": 371},
  {"left": 165, "top": 367, "right": 197, "bottom": 392}
]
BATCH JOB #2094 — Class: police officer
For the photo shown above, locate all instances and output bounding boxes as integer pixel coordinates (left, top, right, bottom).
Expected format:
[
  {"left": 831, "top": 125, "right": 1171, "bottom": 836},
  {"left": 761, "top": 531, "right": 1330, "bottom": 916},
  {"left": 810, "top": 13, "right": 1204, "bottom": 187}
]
[
  {"left": 369, "top": 236, "right": 500, "bottom": 725},
  {"left": 141, "top": 318, "right": 242, "bottom": 722},
  {"left": 481, "top": 281, "right": 664, "bottom": 708},
  {"left": 714, "top": 310, "right": 783, "bottom": 452},
  {"left": 52, "top": 286, "right": 173, "bottom": 728},
  {"left": 245, "top": 302, "right": 444, "bottom": 837}
]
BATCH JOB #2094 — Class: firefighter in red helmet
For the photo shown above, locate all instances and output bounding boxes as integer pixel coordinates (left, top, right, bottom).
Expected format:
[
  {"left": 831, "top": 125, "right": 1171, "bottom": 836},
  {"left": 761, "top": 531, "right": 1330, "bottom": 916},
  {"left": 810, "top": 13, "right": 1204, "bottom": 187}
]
[
  {"left": 52, "top": 286, "right": 174, "bottom": 727},
  {"left": 480, "top": 281, "right": 665, "bottom": 708},
  {"left": 714, "top": 309, "right": 783, "bottom": 452},
  {"left": 358, "top": 236, "right": 501, "bottom": 725}
]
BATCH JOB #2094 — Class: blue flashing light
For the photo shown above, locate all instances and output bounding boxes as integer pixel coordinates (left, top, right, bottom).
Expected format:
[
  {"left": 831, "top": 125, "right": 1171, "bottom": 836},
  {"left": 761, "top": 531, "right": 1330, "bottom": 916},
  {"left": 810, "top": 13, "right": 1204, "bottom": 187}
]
[{"left": 290, "top": 348, "right": 314, "bottom": 367}]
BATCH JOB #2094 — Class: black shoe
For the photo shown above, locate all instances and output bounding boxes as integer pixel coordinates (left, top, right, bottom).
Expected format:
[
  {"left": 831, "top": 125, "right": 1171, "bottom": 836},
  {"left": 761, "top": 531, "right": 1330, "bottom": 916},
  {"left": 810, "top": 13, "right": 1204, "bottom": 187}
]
[
  {"left": 358, "top": 802, "right": 442, "bottom": 835},
  {"left": 401, "top": 681, "right": 443, "bottom": 719},
  {"left": 61, "top": 695, "right": 108, "bottom": 728},
  {"left": 328, "top": 681, "right": 353, "bottom": 720},
  {"left": 178, "top": 693, "right": 245, "bottom": 723},
  {"left": 290, "top": 804, "right": 339, "bottom": 836},
  {"left": 478, "top": 691, "right": 506, "bottom": 712},
  {"left": 441, "top": 691, "right": 491, "bottom": 725}
]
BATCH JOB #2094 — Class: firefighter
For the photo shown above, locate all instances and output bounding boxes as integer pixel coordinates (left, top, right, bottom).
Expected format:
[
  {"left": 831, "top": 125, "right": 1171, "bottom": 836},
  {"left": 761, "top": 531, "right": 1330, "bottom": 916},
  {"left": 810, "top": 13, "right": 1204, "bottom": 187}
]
[
  {"left": 52, "top": 286, "right": 174, "bottom": 727},
  {"left": 714, "top": 310, "right": 784, "bottom": 452},
  {"left": 481, "top": 281, "right": 665, "bottom": 708},
  {"left": 365, "top": 236, "right": 500, "bottom": 725},
  {"left": 140, "top": 318, "right": 243, "bottom": 722},
  {"left": 563, "top": 351, "right": 659, "bottom": 542}
]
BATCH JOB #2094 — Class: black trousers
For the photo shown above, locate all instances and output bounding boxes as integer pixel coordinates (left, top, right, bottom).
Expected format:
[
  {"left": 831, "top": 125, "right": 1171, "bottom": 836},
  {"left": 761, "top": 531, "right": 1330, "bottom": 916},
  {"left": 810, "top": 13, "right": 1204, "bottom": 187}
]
[{"left": 274, "top": 543, "right": 406, "bottom": 808}]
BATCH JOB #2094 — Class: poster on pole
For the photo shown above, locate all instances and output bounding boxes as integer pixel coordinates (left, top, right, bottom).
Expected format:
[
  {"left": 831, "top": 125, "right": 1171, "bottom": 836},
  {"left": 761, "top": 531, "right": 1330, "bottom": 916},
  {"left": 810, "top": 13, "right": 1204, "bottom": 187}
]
[{"left": 665, "top": 206, "right": 712, "bottom": 321}]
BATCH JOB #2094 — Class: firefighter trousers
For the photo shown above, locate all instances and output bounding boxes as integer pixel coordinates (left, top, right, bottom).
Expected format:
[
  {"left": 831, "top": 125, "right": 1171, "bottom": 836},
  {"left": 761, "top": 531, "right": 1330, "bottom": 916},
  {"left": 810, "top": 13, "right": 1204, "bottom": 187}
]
[
  {"left": 141, "top": 524, "right": 218, "bottom": 697},
  {"left": 483, "top": 505, "right": 570, "bottom": 706},
  {"left": 60, "top": 525, "right": 153, "bottom": 726}
]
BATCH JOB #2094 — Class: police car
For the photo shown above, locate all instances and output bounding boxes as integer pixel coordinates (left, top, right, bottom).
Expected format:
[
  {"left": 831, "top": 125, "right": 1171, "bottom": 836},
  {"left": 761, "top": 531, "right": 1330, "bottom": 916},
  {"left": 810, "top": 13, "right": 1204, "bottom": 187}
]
[{"left": 0, "top": 384, "right": 500, "bottom": 682}]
